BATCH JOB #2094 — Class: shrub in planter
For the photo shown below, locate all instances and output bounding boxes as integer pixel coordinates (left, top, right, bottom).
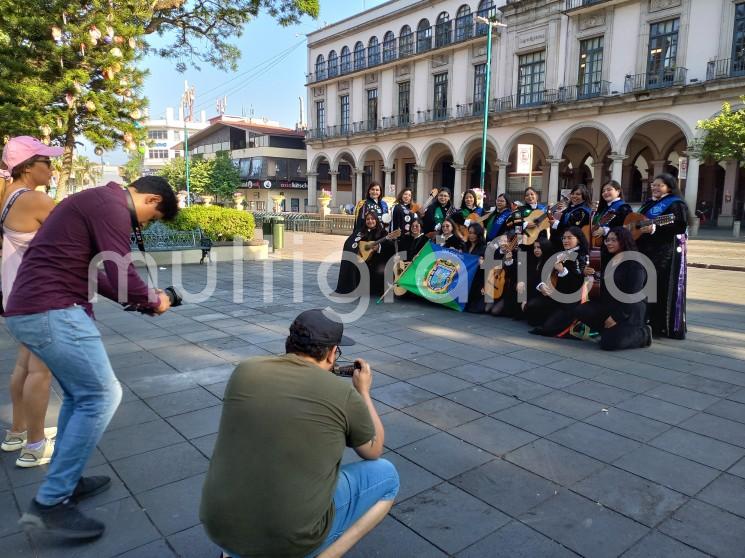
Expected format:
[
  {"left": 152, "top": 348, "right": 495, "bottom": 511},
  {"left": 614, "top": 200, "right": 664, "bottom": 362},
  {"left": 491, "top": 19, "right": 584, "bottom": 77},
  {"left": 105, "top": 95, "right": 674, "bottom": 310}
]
[{"left": 169, "top": 205, "right": 255, "bottom": 242}]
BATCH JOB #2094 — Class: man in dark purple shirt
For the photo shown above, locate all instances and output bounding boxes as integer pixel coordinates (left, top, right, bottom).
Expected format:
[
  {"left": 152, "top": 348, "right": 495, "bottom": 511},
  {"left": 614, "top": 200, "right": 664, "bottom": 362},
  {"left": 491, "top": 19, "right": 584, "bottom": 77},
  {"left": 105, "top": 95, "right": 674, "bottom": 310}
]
[{"left": 5, "top": 177, "right": 178, "bottom": 540}]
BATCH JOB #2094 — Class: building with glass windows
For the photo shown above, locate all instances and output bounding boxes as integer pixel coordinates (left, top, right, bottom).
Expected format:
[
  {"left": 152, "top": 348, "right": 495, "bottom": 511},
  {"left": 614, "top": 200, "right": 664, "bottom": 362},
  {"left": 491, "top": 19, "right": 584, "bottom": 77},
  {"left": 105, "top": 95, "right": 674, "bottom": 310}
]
[
  {"left": 185, "top": 115, "right": 309, "bottom": 211},
  {"left": 142, "top": 107, "right": 208, "bottom": 175},
  {"left": 305, "top": 0, "right": 745, "bottom": 227}
]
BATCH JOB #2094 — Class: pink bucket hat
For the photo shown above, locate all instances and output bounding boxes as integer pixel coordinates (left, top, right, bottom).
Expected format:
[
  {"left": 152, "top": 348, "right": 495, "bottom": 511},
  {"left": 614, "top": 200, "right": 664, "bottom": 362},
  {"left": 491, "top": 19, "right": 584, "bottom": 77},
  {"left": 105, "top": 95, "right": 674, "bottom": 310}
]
[{"left": 1, "top": 136, "right": 64, "bottom": 177}]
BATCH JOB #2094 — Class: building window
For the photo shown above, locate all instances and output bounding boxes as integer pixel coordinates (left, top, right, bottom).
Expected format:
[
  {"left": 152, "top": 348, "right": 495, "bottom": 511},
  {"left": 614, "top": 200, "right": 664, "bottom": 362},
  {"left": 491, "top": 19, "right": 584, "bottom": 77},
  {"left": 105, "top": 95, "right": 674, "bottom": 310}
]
[
  {"left": 328, "top": 50, "right": 338, "bottom": 77},
  {"left": 399, "top": 25, "right": 414, "bottom": 57},
  {"left": 367, "top": 89, "right": 378, "bottom": 130},
  {"left": 417, "top": 19, "right": 432, "bottom": 53},
  {"left": 473, "top": 63, "right": 486, "bottom": 113},
  {"left": 340, "top": 46, "right": 351, "bottom": 73},
  {"left": 368, "top": 37, "right": 380, "bottom": 66},
  {"left": 476, "top": 0, "right": 496, "bottom": 36},
  {"left": 315, "top": 54, "right": 326, "bottom": 80},
  {"left": 578, "top": 36, "right": 604, "bottom": 97},
  {"left": 433, "top": 72, "right": 448, "bottom": 120},
  {"left": 435, "top": 12, "right": 451, "bottom": 48},
  {"left": 517, "top": 50, "right": 546, "bottom": 106},
  {"left": 340, "top": 95, "right": 350, "bottom": 134},
  {"left": 383, "top": 31, "right": 396, "bottom": 62},
  {"left": 147, "top": 130, "right": 168, "bottom": 140},
  {"left": 354, "top": 41, "right": 365, "bottom": 70},
  {"left": 732, "top": 3, "right": 745, "bottom": 74},
  {"left": 455, "top": 5, "right": 473, "bottom": 42},
  {"left": 291, "top": 198, "right": 300, "bottom": 212},
  {"left": 148, "top": 149, "right": 169, "bottom": 159},
  {"left": 173, "top": 151, "right": 182, "bottom": 158},
  {"left": 315, "top": 100, "right": 325, "bottom": 132},
  {"left": 398, "top": 81, "right": 410, "bottom": 126},
  {"left": 646, "top": 18, "right": 679, "bottom": 86}
]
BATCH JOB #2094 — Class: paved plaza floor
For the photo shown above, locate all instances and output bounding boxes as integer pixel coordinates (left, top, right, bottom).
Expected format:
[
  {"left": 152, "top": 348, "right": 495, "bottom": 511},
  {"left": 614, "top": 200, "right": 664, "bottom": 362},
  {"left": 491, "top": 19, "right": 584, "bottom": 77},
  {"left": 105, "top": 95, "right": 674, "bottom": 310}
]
[{"left": 2, "top": 235, "right": 745, "bottom": 557}]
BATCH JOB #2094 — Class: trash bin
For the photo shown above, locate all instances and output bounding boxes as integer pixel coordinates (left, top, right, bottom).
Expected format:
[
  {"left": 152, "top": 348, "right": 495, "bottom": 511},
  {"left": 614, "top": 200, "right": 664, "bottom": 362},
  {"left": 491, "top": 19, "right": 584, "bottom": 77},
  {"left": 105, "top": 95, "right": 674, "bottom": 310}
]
[
  {"left": 272, "top": 216, "right": 285, "bottom": 250},
  {"left": 262, "top": 217, "right": 273, "bottom": 241}
]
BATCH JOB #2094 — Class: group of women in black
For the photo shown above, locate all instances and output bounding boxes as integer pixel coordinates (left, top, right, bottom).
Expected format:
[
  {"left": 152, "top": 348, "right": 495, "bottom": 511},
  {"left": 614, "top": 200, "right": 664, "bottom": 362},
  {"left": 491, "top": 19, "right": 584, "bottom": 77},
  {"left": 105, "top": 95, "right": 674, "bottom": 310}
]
[{"left": 335, "top": 173, "right": 690, "bottom": 349}]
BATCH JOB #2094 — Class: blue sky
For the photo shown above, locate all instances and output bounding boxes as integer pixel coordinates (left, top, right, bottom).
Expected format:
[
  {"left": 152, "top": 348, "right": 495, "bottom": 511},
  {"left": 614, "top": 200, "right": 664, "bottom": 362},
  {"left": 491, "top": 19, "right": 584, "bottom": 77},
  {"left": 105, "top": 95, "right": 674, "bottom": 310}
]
[{"left": 95, "top": 0, "right": 386, "bottom": 164}]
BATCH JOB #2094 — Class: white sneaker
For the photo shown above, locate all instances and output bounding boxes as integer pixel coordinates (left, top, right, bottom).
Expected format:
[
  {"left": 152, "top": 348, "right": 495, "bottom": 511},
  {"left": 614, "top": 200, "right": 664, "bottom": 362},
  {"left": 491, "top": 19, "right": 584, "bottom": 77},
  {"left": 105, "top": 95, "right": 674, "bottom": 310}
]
[
  {"left": 16, "top": 438, "right": 55, "bottom": 468},
  {"left": 2, "top": 427, "right": 57, "bottom": 452}
]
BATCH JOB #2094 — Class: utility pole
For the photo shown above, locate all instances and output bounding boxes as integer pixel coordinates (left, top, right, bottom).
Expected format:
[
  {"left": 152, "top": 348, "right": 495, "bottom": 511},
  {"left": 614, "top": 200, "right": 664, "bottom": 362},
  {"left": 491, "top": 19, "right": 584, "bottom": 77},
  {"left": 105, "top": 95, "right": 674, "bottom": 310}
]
[{"left": 181, "top": 81, "right": 196, "bottom": 206}]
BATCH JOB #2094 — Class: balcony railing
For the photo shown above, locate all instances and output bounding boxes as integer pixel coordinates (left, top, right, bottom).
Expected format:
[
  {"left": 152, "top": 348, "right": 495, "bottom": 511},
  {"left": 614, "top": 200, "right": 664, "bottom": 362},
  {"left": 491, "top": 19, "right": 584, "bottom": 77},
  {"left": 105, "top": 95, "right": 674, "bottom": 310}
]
[
  {"left": 624, "top": 67, "right": 687, "bottom": 92},
  {"left": 565, "top": 0, "right": 610, "bottom": 10},
  {"left": 307, "top": 15, "right": 495, "bottom": 83},
  {"left": 707, "top": 58, "right": 745, "bottom": 81},
  {"left": 560, "top": 80, "right": 611, "bottom": 101}
]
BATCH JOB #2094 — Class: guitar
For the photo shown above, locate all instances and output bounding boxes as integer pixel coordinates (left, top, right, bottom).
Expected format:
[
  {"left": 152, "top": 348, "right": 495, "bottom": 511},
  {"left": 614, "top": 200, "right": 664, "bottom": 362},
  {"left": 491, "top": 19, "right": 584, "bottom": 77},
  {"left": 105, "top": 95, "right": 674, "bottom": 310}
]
[
  {"left": 392, "top": 259, "right": 410, "bottom": 296},
  {"left": 586, "top": 210, "right": 616, "bottom": 249},
  {"left": 416, "top": 188, "right": 440, "bottom": 218},
  {"left": 485, "top": 234, "right": 520, "bottom": 301},
  {"left": 357, "top": 229, "right": 401, "bottom": 262},
  {"left": 521, "top": 208, "right": 553, "bottom": 245},
  {"left": 622, "top": 213, "right": 675, "bottom": 240}
]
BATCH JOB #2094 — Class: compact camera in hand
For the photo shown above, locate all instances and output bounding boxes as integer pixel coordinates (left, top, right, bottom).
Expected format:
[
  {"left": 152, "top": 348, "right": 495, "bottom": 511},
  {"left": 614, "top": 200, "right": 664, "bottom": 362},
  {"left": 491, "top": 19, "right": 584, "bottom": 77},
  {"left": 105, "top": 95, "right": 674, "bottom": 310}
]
[
  {"left": 333, "top": 362, "right": 362, "bottom": 377},
  {"left": 124, "top": 286, "right": 183, "bottom": 315}
]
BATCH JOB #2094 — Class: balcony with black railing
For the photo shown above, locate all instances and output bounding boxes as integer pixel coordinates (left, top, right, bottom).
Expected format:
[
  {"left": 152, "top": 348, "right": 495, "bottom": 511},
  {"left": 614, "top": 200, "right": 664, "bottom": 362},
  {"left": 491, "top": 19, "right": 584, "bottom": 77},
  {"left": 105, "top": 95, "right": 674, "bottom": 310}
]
[
  {"left": 707, "top": 58, "right": 745, "bottom": 81},
  {"left": 564, "top": 0, "right": 615, "bottom": 12},
  {"left": 624, "top": 67, "right": 687, "bottom": 93},
  {"left": 307, "top": 15, "right": 494, "bottom": 84}
]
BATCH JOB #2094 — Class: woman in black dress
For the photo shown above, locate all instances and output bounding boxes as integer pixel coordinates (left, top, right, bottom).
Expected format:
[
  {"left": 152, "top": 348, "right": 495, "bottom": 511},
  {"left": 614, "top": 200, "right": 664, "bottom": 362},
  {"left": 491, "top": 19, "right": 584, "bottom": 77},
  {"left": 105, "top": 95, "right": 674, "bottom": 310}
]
[
  {"left": 335, "top": 211, "right": 390, "bottom": 295},
  {"left": 525, "top": 226, "right": 588, "bottom": 336},
  {"left": 391, "top": 188, "right": 418, "bottom": 235},
  {"left": 353, "top": 182, "right": 389, "bottom": 233},
  {"left": 484, "top": 193, "right": 514, "bottom": 242},
  {"left": 483, "top": 232, "right": 520, "bottom": 317},
  {"left": 437, "top": 218, "right": 465, "bottom": 251},
  {"left": 452, "top": 189, "right": 483, "bottom": 226},
  {"left": 591, "top": 180, "right": 633, "bottom": 267},
  {"left": 402, "top": 218, "right": 428, "bottom": 261},
  {"left": 550, "top": 185, "right": 592, "bottom": 253},
  {"left": 635, "top": 173, "right": 689, "bottom": 339},
  {"left": 422, "top": 188, "right": 454, "bottom": 236},
  {"left": 573, "top": 227, "right": 652, "bottom": 350},
  {"left": 514, "top": 237, "right": 553, "bottom": 319}
]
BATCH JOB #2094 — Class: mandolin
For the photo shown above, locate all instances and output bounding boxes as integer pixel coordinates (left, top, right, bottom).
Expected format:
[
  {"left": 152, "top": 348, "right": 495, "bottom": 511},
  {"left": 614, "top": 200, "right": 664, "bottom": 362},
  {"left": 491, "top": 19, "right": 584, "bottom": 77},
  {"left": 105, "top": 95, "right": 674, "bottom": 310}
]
[
  {"left": 357, "top": 229, "right": 401, "bottom": 262},
  {"left": 622, "top": 213, "right": 675, "bottom": 240},
  {"left": 484, "top": 234, "right": 520, "bottom": 301}
]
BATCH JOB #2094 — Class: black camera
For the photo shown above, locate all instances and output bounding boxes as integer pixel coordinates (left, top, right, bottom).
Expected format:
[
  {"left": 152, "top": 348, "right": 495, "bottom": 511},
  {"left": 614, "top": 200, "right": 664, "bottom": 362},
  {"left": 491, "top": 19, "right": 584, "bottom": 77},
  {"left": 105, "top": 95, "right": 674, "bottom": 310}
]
[
  {"left": 124, "top": 286, "right": 182, "bottom": 315},
  {"left": 333, "top": 362, "right": 361, "bottom": 377}
]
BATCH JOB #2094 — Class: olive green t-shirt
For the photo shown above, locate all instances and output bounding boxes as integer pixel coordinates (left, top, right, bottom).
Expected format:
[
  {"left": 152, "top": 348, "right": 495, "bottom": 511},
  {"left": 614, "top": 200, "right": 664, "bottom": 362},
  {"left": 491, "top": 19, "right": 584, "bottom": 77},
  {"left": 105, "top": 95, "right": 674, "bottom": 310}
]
[{"left": 200, "top": 354, "right": 375, "bottom": 558}]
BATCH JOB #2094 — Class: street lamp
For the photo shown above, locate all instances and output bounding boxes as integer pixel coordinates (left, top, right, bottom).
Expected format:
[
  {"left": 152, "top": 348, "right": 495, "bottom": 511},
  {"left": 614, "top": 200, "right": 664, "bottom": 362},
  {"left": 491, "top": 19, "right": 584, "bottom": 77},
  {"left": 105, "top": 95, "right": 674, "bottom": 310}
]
[
  {"left": 475, "top": 16, "right": 507, "bottom": 192},
  {"left": 181, "top": 82, "right": 196, "bottom": 207}
]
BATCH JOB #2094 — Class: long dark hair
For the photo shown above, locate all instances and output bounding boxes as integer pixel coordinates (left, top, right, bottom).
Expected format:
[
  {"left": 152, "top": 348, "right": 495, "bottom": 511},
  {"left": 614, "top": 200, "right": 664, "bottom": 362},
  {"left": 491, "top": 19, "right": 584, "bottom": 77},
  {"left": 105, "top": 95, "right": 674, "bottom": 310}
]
[
  {"left": 570, "top": 184, "right": 591, "bottom": 206},
  {"left": 563, "top": 225, "right": 589, "bottom": 258},
  {"left": 367, "top": 181, "right": 382, "bottom": 201},
  {"left": 524, "top": 187, "right": 539, "bottom": 201},
  {"left": 653, "top": 173, "right": 692, "bottom": 220},
  {"left": 460, "top": 189, "right": 479, "bottom": 210},
  {"left": 607, "top": 226, "right": 637, "bottom": 252},
  {"left": 466, "top": 223, "right": 485, "bottom": 252},
  {"left": 597, "top": 179, "right": 623, "bottom": 214},
  {"left": 496, "top": 192, "right": 513, "bottom": 212},
  {"left": 395, "top": 188, "right": 413, "bottom": 205},
  {"left": 363, "top": 210, "right": 385, "bottom": 236}
]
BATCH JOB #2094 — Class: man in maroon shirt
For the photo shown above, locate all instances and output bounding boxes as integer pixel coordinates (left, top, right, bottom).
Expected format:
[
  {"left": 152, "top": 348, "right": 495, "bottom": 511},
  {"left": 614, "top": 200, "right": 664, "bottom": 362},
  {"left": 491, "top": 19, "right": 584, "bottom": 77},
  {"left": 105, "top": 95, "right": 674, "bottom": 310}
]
[{"left": 5, "top": 177, "right": 178, "bottom": 540}]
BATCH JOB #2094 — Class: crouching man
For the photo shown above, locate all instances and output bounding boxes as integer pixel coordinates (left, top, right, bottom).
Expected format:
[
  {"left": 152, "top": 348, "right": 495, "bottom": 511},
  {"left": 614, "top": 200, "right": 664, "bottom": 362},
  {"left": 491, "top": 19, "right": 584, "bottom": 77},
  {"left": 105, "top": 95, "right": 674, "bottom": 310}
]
[{"left": 200, "top": 309, "right": 399, "bottom": 557}]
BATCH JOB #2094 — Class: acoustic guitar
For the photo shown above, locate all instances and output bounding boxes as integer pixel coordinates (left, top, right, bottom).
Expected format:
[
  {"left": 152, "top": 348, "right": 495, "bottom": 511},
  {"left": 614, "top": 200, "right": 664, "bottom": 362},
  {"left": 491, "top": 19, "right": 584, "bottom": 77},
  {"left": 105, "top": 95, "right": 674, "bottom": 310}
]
[
  {"left": 357, "top": 229, "right": 401, "bottom": 262},
  {"left": 585, "top": 210, "right": 616, "bottom": 249},
  {"left": 392, "top": 259, "right": 410, "bottom": 296},
  {"left": 521, "top": 208, "right": 553, "bottom": 245},
  {"left": 622, "top": 213, "right": 675, "bottom": 240},
  {"left": 484, "top": 234, "right": 520, "bottom": 301}
]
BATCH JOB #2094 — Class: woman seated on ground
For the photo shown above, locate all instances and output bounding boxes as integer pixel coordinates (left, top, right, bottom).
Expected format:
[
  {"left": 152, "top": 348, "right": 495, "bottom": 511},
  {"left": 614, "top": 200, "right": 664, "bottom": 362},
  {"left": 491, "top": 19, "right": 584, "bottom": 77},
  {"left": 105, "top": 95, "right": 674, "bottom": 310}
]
[
  {"left": 574, "top": 227, "right": 652, "bottom": 350},
  {"left": 524, "top": 226, "right": 588, "bottom": 336},
  {"left": 422, "top": 188, "right": 453, "bottom": 236},
  {"left": 353, "top": 182, "right": 389, "bottom": 233},
  {"left": 482, "top": 232, "right": 520, "bottom": 317},
  {"left": 485, "top": 193, "right": 514, "bottom": 243},
  {"left": 452, "top": 189, "right": 483, "bottom": 226},
  {"left": 335, "top": 211, "right": 392, "bottom": 296},
  {"left": 436, "top": 218, "right": 464, "bottom": 251},
  {"left": 514, "top": 238, "right": 553, "bottom": 320},
  {"left": 550, "top": 184, "right": 592, "bottom": 254},
  {"left": 463, "top": 223, "right": 487, "bottom": 313},
  {"left": 391, "top": 188, "right": 418, "bottom": 235}
]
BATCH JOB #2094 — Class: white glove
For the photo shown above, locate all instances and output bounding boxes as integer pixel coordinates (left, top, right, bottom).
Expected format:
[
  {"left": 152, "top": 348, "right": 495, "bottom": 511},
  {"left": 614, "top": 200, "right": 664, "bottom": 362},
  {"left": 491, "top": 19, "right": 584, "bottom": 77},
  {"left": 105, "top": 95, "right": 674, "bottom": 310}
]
[
  {"left": 435, "top": 223, "right": 442, "bottom": 231},
  {"left": 381, "top": 213, "right": 392, "bottom": 224},
  {"left": 464, "top": 219, "right": 471, "bottom": 227}
]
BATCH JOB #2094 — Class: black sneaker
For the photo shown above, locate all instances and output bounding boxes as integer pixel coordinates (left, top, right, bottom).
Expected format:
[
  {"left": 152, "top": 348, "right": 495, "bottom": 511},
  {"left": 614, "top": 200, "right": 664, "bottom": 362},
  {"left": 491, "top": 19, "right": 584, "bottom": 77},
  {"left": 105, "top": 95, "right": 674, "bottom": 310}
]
[
  {"left": 19, "top": 498, "right": 105, "bottom": 539},
  {"left": 644, "top": 325, "right": 653, "bottom": 347},
  {"left": 72, "top": 476, "right": 111, "bottom": 503}
]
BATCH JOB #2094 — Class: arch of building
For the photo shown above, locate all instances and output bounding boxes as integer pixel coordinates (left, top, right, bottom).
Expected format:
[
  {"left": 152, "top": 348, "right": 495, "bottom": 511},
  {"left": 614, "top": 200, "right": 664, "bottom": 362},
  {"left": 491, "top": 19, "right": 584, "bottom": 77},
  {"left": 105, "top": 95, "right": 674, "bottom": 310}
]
[
  {"left": 501, "top": 128, "right": 553, "bottom": 203},
  {"left": 556, "top": 123, "right": 616, "bottom": 200},
  {"left": 457, "top": 133, "right": 500, "bottom": 203},
  {"left": 356, "top": 145, "right": 387, "bottom": 200}
]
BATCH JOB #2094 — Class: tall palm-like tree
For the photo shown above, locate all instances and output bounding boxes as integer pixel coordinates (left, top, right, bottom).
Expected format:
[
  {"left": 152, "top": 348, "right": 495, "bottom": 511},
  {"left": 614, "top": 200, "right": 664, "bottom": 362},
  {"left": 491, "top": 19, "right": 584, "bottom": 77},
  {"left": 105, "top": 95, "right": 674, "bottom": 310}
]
[{"left": 71, "top": 155, "right": 102, "bottom": 192}]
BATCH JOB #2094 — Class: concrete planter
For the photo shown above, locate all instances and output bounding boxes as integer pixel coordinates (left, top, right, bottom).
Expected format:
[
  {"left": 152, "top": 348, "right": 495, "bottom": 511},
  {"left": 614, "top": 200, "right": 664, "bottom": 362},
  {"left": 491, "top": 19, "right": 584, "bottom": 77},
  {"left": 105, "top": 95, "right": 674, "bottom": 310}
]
[{"left": 132, "top": 240, "right": 268, "bottom": 267}]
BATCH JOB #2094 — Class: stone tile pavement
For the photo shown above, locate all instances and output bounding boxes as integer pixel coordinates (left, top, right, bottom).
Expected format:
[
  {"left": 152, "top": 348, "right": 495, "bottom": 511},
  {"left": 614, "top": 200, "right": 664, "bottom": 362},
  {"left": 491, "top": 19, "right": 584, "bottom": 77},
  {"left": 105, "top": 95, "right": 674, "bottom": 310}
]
[{"left": 1, "top": 237, "right": 745, "bottom": 557}]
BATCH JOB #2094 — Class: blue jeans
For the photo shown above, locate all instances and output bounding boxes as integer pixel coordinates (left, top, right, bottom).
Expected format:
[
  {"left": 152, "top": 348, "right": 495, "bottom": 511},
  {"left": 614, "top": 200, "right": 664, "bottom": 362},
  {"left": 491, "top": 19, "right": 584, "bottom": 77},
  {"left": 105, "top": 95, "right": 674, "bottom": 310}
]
[
  {"left": 6, "top": 306, "right": 122, "bottom": 506},
  {"left": 224, "top": 458, "right": 399, "bottom": 558}
]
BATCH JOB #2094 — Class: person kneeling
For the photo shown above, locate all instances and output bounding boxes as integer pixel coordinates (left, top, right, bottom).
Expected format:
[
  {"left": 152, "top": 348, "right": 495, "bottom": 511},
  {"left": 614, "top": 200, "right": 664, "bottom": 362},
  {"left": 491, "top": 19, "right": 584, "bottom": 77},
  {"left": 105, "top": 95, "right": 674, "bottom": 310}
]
[
  {"left": 574, "top": 227, "right": 652, "bottom": 350},
  {"left": 200, "top": 309, "right": 399, "bottom": 558}
]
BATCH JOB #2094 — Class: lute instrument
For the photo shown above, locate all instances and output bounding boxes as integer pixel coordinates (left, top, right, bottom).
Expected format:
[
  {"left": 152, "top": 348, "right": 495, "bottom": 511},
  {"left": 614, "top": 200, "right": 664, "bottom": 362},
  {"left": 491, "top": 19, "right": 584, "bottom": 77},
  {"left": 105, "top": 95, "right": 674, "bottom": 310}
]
[
  {"left": 484, "top": 233, "right": 520, "bottom": 301},
  {"left": 622, "top": 213, "right": 675, "bottom": 240},
  {"left": 357, "top": 229, "right": 401, "bottom": 262}
]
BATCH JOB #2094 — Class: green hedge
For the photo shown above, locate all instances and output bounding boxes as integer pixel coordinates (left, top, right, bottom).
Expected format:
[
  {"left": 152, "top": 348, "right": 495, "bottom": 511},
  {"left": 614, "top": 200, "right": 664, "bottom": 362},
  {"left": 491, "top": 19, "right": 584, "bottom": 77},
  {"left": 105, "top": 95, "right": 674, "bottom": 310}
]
[{"left": 168, "top": 205, "right": 255, "bottom": 242}]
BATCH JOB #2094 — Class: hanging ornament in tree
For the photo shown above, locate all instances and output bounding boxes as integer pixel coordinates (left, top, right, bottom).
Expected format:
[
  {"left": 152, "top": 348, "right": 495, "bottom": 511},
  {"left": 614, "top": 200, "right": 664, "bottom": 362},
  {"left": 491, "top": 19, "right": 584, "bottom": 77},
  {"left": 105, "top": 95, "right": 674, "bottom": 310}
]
[
  {"left": 110, "top": 47, "right": 123, "bottom": 58},
  {"left": 126, "top": 140, "right": 137, "bottom": 151},
  {"left": 128, "top": 37, "right": 136, "bottom": 49},
  {"left": 130, "top": 108, "right": 142, "bottom": 120},
  {"left": 123, "top": 89, "right": 133, "bottom": 98},
  {"left": 112, "top": 62, "right": 122, "bottom": 73},
  {"left": 80, "top": 43, "right": 86, "bottom": 56},
  {"left": 56, "top": 117, "right": 63, "bottom": 129},
  {"left": 89, "top": 26, "right": 101, "bottom": 45},
  {"left": 85, "top": 100, "right": 96, "bottom": 112},
  {"left": 51, "top": 26, "right": 63, "bottom": 42},
  {"left": 73, "top": 81, "right": 82, "bottom": 93},
  {"left": 119, "top": 78, "right": 129, "bottom": 87},
  {"left": 123, "top": 132, "right": 133, "bottom": 143},
  {"left": 65, "top": 93, "right": 75, "bottom": 107},
  {"left": 114, "top": 36, "right": 124, "bottom": 45}
]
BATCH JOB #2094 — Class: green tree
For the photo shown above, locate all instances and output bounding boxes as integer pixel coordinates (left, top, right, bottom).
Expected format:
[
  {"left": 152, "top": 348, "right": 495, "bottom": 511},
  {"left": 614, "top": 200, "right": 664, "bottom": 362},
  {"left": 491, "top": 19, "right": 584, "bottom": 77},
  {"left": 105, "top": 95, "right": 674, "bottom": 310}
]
[
  {"left": 71, "top": 155, "right": 102, "bottom": 190},
  {"left": 696, "top": 97, "right": 745, "bottom": 163},
  {"left": 208, "top": 152, "right": 242, "bottom": 200},
  {"left": 157, "top": 156, "right": 211, "bottom": 195},
  {"left": 120, "top": 152, "right": 144, "bottom": 183}
]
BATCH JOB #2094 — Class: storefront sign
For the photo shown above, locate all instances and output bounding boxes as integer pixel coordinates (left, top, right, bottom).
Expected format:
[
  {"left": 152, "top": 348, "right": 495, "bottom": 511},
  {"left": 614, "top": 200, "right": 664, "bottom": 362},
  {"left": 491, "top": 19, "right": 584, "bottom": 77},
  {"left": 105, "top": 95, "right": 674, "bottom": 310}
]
[
  {"left": 244, "top": 180, "right": 308, "bottom": 190},
  {"left": 516, "top": 144, "right": 533, "bottom": 174},
  {"left": 678, "top": 157, "right": 688, "bottom": 180}
]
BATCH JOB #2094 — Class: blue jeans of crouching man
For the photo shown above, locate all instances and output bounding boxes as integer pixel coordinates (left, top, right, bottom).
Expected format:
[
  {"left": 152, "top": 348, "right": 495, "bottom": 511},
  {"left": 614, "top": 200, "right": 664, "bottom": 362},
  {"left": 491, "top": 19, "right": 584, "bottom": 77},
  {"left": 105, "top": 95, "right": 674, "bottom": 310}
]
[{"left": 6, "top": 306, "right": 122, "bottom": 505}]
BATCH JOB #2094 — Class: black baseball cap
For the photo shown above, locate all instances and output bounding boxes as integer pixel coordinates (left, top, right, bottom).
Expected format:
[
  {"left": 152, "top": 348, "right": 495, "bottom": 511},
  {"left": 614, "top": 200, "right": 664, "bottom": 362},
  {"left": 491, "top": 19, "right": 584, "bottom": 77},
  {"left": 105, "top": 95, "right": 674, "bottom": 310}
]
[{"left": 291, "top": 309, "right": 355, "bottom": 346}]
